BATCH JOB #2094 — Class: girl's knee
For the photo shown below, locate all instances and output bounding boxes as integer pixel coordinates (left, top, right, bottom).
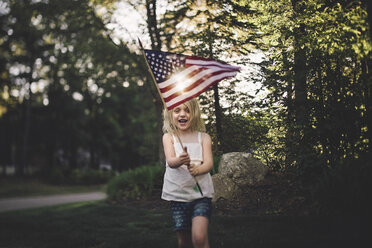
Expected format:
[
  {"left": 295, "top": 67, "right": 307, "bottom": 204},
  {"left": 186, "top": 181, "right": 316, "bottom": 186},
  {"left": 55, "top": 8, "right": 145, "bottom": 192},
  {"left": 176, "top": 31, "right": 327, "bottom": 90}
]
[
  {"left": 177, "top": 231, "right": 192, "bottom": 248},
  {"left": 192, "top": 216, "right": 210, "bottom": 248},
  {"left": 178, "top": 240, "right": 192, "bottom": 248},
  {"left": 178, "top": 239, "right": 192, "bottom": 248},
  {"left": 192, "top": 233, "right": 208, "bottom": 248}
]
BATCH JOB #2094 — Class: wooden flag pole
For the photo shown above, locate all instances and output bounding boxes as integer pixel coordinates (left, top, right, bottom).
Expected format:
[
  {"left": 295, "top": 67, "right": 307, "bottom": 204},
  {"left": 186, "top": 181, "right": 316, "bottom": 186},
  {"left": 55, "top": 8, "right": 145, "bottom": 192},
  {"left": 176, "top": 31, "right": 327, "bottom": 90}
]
[
  {"left": 138, "top": 38, "right": 166, "bottom": 107},
  {"left": 138, "top": 38, "right": 203, "bottom": 196}
]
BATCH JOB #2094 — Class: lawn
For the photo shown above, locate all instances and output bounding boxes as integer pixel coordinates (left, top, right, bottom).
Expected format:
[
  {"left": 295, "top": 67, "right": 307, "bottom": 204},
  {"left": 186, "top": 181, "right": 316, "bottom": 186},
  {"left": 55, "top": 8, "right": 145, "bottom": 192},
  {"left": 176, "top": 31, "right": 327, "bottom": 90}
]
[
  {"left": 0, "top": 201, "right": 367, "bottom": 248},
  {"left": 0, "top": 177, "right": 106, "bottom": 198}
]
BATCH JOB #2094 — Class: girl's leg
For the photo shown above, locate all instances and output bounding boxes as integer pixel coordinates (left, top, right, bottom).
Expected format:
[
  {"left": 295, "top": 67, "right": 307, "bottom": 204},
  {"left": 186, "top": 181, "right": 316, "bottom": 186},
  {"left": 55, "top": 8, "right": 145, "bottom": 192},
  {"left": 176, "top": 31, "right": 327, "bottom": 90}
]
[
  {"left": 176, "top": 230, "right": 192, "bottom": 248},
  {"left": 191, "top": 216, "right": 210, "bottom": 248}
]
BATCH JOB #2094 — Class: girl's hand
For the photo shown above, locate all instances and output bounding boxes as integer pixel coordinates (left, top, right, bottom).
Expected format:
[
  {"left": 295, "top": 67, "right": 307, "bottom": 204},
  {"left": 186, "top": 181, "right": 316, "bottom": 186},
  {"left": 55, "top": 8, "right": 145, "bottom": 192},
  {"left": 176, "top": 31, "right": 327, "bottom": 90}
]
[
  {"left": 179, "top": 147, "right": 190, "bottom": 166},
  {"left": 188, "top": 163, "right": 199, "bottom": 176}
]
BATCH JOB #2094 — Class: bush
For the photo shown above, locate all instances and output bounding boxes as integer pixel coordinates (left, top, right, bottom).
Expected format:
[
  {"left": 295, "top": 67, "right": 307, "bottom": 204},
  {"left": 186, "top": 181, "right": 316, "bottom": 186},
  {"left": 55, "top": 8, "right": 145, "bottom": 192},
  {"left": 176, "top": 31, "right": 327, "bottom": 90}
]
[
  {"left": 38, "top": 167, "right": 69, "bottom": 185},
  {"left": 211, "top": 155, "right": 221, "bottom": 175},
  {"left": 49, "top": 167, "right": 66, "bottom": 184},
  {"left": 107, "top": 164, "right": 164, "bottom": 201}
]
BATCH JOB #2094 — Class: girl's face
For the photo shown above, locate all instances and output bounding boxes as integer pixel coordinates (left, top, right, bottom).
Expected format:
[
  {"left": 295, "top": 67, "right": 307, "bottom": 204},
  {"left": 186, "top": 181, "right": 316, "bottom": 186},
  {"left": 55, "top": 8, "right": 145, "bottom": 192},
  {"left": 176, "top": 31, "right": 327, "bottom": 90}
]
[{"left": 172, "top": 103, "right": 192, "bottom": 132}]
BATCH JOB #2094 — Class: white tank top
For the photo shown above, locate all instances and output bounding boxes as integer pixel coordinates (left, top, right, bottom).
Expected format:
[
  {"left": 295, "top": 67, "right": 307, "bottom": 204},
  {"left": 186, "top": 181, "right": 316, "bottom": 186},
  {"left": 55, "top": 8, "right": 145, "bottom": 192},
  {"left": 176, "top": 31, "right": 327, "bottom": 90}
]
[{"left": 161, "top": 132, "right": 215, "bottom": 202}]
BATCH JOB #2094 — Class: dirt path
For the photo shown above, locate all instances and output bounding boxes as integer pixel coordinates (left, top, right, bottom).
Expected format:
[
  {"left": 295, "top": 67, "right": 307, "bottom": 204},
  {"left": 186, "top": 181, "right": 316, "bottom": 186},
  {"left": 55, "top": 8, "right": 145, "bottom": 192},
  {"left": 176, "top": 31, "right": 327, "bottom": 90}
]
[{"left": 0, "top": 192, "right": 106, "bottom": 212}]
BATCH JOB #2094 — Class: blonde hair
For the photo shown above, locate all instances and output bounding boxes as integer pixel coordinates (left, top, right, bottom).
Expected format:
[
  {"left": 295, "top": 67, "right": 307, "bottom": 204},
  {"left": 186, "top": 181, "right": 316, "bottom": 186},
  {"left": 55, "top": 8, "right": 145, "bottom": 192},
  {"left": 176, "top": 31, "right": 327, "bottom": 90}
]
[{"left": 162, "top": 98, "right": 206, "bottom": 134}]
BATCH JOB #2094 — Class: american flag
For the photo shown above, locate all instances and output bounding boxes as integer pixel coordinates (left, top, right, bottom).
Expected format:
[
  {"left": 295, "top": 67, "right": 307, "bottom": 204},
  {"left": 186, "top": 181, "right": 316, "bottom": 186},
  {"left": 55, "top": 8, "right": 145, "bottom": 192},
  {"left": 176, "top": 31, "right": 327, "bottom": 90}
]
[{"left": 144, "top": 49, "right": 240, "bottom": 110}]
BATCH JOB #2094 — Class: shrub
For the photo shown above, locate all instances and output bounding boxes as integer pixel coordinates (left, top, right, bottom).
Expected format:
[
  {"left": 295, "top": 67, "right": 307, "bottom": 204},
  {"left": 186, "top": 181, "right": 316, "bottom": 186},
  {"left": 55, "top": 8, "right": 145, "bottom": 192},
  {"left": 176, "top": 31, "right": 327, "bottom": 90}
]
[
  {"left": 211, "top": 155, "right": 221, "bottom": 175},
  {"left": 38, "top": 167, "right": 69, "bottom": 184},
  {"left": 50, "top": 168, "right": 65, "bottom": 184},
  {"left": 107, "top": 164, "right": 164, "bottom": 201}
]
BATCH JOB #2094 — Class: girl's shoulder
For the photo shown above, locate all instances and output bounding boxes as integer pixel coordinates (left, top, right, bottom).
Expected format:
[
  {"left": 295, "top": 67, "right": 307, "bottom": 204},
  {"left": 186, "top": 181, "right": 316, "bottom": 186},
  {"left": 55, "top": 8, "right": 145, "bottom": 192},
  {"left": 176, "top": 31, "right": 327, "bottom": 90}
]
[
  {"left": 162, "top": 132, "right": 174, "bottom": 143},
  {"left": 199, "top": 131, "right": 210, "bottom": 137},
  {"left": 199, "top": 132, "right": 212, "bottom": 143}
]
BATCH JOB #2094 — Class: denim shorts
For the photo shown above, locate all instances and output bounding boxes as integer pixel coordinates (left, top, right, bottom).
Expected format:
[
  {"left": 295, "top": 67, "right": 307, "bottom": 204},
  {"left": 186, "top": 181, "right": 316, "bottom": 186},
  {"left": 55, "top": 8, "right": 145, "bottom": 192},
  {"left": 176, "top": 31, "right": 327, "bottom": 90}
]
[{"left": 171, "top": 197, "right": 212, "bottom": 231}]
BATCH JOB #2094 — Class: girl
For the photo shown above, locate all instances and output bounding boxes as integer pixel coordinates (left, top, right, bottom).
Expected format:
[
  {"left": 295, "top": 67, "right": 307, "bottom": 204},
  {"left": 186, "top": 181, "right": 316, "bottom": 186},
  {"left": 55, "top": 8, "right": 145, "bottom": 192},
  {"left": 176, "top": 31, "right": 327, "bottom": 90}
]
[{"left": 162, "top": 98, "right": 215, "bottom": 248}]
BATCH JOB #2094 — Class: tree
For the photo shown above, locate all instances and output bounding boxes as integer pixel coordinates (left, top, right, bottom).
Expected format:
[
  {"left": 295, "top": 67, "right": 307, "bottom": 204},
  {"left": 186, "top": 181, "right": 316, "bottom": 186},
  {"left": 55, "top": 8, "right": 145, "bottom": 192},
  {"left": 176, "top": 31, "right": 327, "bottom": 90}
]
[
  {"left": 0, "top": 0, "right": 56, "bottom": 175},
  {"left": 253, "top": 0, "right": 371, "bottom": 174},
  {"left": 0, "top": 0, "right": 158, "bottom": 175},
  {"left": 160, "top": 0, "right": 259, "bottom": 152}
]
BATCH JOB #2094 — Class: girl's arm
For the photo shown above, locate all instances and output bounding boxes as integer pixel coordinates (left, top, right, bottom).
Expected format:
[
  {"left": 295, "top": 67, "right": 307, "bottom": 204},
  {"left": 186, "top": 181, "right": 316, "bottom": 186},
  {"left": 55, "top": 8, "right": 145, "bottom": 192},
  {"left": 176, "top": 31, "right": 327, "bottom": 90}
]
[
  {"left": 163, "top": 133, "right": 190, "bottom": 168},
  {"left": 189, "top": 133, "right": 213, "bottom": 176}
]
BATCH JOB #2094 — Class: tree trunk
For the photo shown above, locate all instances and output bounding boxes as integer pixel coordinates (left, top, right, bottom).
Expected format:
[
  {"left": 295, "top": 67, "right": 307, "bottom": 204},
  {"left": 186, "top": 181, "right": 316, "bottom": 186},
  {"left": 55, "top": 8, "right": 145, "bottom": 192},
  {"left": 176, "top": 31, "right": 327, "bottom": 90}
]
[
  {"left": 155, "top": 103, "right": 165, "bottom": 164},
  {"left": 146, "top": 0, "right": 161, "bottom": 50},
  {"left": 20, "top": 92, "right": 31, "bottom": 176},
  {"left": 361, "top": 0, "right": 372, "bottom": 39},
  {"left": 291, "top": 0, "right": 309, "bottom": 168},
  {"left": 362, "top": 58, "right": 372, "bottom": 155},
  {"left": 282, "top": 47, "right": 296, "bottom": 165},
  {"left": 359, "top": 1, "right": 372, "bottom": 155},
  {"left": 293, "top": 26, "right": 308, "bottom": 133},
  {"left": 19, "top": 63, "right": 34, "bottom": 176},
  {"left": 208, "top": 33, "right": 224, "bottom": 152},
  {"left": 69, "top": 140, "right": 78, "bottom": 169},
  {"left": 145, "top": 0, "right": 165, "bottom": 165},
  {"left": 212, "top": 83, "right": 223, "bottom": 152}
]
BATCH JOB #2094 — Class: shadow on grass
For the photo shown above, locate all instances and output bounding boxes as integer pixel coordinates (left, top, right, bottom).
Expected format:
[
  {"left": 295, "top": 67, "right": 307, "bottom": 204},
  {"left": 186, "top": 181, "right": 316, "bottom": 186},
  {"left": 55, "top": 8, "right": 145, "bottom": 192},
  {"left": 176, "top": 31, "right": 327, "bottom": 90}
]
[{"left": 0, "top": 201, "right": 368, "bottom": 248}]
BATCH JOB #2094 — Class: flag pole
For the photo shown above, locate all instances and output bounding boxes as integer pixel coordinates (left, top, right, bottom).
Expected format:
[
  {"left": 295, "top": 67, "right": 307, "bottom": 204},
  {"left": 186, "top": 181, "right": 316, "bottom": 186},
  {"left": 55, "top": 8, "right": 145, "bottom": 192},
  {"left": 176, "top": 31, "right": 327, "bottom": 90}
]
[
  {"left": 138, "top": 38, "right": 203, "bottom": 196},
  {"left": 138, "top": 38, "right": 166, "bottom": 107}
]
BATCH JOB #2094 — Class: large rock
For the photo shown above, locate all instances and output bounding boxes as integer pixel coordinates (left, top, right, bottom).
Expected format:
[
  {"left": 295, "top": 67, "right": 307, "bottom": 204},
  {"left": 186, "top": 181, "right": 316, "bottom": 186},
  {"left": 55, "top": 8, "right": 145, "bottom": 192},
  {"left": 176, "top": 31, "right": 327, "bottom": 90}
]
[
  {"left": 218, "top": 152, "right": 268, "bottom": 186},
  {"left": 212, "top": 152, "right": 268, "bottom": 204},
  {"left": 211, "top": 174, "right": 239, "bottom": 200}
]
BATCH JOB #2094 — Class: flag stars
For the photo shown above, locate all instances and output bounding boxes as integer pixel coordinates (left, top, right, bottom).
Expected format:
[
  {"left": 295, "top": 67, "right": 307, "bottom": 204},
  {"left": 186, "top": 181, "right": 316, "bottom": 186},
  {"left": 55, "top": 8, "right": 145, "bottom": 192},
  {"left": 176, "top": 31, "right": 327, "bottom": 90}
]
[{"left": 145, "top": 50, "right": 188, "bottom": 84}]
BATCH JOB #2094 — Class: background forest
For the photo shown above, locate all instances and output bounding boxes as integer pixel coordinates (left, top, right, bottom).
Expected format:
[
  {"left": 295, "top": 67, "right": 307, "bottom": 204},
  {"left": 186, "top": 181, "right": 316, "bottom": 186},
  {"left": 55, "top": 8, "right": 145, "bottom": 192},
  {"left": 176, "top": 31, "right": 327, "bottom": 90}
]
[{"left": 0, "top": 0, "right": 371, "bottom": 214}]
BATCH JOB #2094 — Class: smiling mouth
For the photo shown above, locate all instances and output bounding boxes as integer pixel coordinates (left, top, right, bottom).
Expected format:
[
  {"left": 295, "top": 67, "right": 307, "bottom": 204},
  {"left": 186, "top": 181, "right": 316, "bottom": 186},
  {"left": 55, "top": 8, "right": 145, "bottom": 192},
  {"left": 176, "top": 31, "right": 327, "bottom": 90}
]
[{"left": 178, "top": 119, "right": 188, "bottom": 123}]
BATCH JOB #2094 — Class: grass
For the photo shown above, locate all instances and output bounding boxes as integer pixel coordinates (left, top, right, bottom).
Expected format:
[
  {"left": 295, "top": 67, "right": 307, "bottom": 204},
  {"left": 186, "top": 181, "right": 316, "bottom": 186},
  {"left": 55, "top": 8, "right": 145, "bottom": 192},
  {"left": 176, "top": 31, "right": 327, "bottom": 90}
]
[
  {"left": 0, "top": 201, "right": 175, "bottom": 248},
  {"left": 0, "top": 201, "right": 368, "bottom": 248},
  {"left": 0, "top": 177, "right": 106, "bottom": 198}
]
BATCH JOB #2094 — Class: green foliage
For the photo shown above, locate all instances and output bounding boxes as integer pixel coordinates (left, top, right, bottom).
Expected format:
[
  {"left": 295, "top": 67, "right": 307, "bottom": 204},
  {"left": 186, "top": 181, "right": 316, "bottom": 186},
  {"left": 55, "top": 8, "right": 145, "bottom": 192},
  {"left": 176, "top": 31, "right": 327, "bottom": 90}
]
[
  {"left": 253, "top": 116, "right": 287, "bottom": 171},
  {"left": 223, "top": 112, "right": 270, "bottom": 153},
  {"left": 107, "top": 164, "right": 164, "bottom": 201},
  {"left": 211, "top": 154, "right": 221, "bottom": 175},
  {"left": 208, "top": 112, "right": 261, "bottom": 151},
  {"left": 254, "top": 0, "right": 371, "bottom": 176}
]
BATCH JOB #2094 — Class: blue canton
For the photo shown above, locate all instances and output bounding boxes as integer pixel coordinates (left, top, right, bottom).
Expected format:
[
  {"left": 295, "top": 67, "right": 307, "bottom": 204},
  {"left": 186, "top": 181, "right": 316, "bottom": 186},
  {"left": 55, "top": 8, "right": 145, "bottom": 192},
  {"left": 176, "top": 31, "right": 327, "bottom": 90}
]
[{"left": 144, "top": 50, "right": 187, "bottom": 83}]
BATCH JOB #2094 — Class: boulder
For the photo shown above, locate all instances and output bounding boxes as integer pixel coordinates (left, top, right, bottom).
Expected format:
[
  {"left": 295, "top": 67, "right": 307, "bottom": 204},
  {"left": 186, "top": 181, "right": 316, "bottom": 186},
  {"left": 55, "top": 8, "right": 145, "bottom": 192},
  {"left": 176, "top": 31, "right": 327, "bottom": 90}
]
[
  {"left": 218, "top": 152, "right": 268, "bottom": 186},
  {"left": 211, "top": 174, "right": 240, "bottom": 200},
  {"left": 212, "top": 152, "right": 268, "bottom": 204}
]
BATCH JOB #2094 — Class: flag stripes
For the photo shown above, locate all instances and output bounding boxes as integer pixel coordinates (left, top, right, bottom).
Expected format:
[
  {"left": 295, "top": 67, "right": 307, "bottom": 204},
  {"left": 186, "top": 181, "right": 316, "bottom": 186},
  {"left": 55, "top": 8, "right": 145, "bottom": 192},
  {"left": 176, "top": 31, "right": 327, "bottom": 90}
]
[{"left": 164, "top": 71, "right": 239, "bottom": 110}]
